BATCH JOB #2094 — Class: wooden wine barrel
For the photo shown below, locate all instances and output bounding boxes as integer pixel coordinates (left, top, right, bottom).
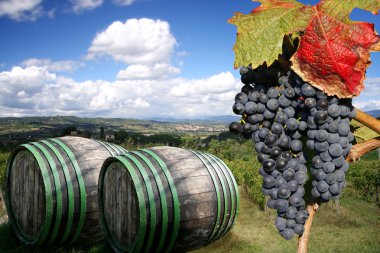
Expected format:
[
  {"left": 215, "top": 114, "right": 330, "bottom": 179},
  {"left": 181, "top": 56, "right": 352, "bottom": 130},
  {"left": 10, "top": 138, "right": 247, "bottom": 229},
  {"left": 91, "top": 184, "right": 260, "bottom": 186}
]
[
  {"left": 98, "top": 146, "right": 239, "bottom": 253},
  {"left": 4, "top": 136, "right": 128, "bottom": 246}
]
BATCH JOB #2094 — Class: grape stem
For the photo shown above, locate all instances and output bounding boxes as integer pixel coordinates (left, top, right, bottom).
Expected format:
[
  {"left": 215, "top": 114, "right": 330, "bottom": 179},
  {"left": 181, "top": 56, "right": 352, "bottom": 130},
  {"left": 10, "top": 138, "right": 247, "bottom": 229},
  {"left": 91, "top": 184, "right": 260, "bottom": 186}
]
[
  {"left": 297, "top": 203, "right": 318, "bottom": 253},
  {"left": 297, "top": 109, "right": 380, "bottom": 253},
  {"left": 346, "top": 137, "right": 380, "bottom": 162}
]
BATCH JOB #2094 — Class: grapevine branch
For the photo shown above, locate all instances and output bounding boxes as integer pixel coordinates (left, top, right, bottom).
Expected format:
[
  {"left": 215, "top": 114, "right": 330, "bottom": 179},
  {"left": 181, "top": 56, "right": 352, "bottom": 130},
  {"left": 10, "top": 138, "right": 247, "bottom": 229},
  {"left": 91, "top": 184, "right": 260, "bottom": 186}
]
[
  {"left": 346, "top": 137, "right": 380, "bottom": 162},
  {"left": 297, "top": 109, "right": 380, "bottom": 253},
  {"left": 354, "top": 109, "right": 380, "bottom": 135}
]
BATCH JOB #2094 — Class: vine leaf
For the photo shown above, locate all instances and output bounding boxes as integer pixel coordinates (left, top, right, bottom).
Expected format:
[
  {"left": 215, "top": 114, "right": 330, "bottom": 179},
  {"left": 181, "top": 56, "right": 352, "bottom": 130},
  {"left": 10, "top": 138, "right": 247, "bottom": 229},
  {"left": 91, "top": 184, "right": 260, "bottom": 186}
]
[
  {"left": 228, "top": 0, "right": 314, "bottom": 69},
  {"left": 351, "top": 119, "right": 380, "bottom": 143},
  {"left": 229, "top": 0, "right": 380, "bottom": 98},
  {"left": 291, "top": 1, "right": 380, "bottom": 98}
]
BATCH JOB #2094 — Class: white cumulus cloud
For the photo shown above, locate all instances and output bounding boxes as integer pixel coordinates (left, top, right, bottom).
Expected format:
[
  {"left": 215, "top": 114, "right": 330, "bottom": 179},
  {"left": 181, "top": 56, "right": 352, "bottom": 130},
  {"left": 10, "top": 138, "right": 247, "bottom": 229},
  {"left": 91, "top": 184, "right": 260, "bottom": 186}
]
[
  {"left": 353, "top": 77, "right": 380, "bottom": 112},
  {"left": 70, "top": 0, "right": 103, "bottom": 13},
  {"left": 0, "top": 0, "right": 43, "bottom": 21},
  {"left": 113, "top": 0, "right": 135, "bottom": 6},
  {"left": 21, "top": 58, "right": 85, "bottom": 72},
  {"left": 0, "top": 65, "right": 240, "bottom": 118},
  {"left": 117, "top": 62, "right": 180, "bottom": 80},
  {"left": 86, "top": 18, "right": 177, "bottom": 65}
]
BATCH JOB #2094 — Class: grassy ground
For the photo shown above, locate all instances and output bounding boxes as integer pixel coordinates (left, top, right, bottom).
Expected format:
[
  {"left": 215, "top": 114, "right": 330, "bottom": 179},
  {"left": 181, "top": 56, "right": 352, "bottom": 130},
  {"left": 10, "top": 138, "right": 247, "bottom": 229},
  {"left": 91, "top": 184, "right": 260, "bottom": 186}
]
[
  {"left": 194, "top": 185, "right": 380, "bottom": 253},
  {"left": 0, "top": 185, "right": 379, "bottom": 253}
]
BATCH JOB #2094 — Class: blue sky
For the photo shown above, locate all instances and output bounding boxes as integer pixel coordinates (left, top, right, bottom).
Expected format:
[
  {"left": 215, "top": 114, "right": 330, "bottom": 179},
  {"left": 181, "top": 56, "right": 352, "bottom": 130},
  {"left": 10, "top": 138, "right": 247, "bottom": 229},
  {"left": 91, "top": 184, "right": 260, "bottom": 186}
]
[{"left": 0, "top": 0, "right": 379, "bottom": 118}]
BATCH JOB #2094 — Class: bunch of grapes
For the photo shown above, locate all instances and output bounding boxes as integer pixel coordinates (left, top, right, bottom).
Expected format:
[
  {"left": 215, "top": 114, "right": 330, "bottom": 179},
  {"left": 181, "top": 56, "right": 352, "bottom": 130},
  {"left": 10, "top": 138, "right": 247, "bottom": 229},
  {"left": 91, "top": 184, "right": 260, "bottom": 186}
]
[{"left": 230, "top": 65, "right": 356, "bottom": 240}]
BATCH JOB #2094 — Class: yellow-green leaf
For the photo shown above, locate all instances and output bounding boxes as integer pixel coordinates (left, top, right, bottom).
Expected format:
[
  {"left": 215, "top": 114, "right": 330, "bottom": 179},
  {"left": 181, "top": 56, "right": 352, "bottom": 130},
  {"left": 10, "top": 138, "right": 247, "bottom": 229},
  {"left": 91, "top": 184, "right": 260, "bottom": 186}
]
[
  {"left": 228, "top": 0, "right": 314, "bottom": 69},
  {"left": 351, "top": 119, "right": 380, "bottom": 143}
]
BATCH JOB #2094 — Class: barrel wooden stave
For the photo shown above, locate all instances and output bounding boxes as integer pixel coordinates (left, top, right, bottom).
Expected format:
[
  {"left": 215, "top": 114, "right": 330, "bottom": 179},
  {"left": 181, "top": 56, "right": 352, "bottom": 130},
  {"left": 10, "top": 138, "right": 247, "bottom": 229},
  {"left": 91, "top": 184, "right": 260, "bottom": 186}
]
[
  {"left": 5, "top": 136, "right": 127, "bottom": 246},
  {"left": 99, "top": 146, "right": 239, "bottom": 253}
]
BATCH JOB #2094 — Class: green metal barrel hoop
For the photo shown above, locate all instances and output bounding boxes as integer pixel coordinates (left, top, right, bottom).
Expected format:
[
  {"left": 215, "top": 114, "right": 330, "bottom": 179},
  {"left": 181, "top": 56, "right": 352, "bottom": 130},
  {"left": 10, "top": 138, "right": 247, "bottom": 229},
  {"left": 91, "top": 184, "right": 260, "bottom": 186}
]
[
  {"left": 188, "top": 150, "right": 221, "bottom": 245},
  {"left": 193, "top": 151, "right": 228, "bottom": 243},
  {"left": 96, "top": 140, "right": 117, "bottom": 156},
  {"left": 10, "top": 144, "right": 54, "bottom": 245},
  {"left": 209, "top": 154, "right": 239, "bottom": 233},
  {"left": 50, "top": 138, "right": 86, "bottom": 245},
  {"left": 124, "top": 153, "right": 157, "bottom": 253},
  {"left": 31, "top": 142, "right": 63, "bottom": 245},
  {"left": 203, "top": 153, "right": 235, "bottom": 240},
  {"left": 41, "top": 140, "right": 75, "bottom": 245},
  {"left": 141, "top": 149, "right": 180, "bottom": 253},
  {"left": 131, "top": 151, "right": 168, "bottom": 253}
]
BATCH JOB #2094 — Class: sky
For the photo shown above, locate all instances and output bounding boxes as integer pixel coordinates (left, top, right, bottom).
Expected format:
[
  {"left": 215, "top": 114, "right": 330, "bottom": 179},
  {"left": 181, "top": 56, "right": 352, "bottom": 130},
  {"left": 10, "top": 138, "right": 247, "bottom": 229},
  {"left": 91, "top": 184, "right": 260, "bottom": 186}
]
[{"left": 0, "top": 0, "right": 379, "bottom": 119}]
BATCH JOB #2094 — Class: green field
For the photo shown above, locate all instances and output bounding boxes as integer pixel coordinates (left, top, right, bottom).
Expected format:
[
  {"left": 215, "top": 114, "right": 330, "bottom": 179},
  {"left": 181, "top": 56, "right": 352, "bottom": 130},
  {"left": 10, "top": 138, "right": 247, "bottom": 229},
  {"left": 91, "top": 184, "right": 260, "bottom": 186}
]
[
  {"left": 0, "top": 124, "right": 379, "bottom": 253},
  {"left": 0, "top": 184, "right": 379, "bottom": 253}
]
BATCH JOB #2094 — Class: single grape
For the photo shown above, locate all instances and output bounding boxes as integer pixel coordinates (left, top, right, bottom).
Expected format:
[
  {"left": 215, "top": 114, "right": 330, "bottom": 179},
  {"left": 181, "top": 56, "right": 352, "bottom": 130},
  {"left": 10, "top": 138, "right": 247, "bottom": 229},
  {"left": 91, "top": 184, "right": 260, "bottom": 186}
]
[
  {"left": 327, "top": 104, "right": 341, "bottom": 118},
  {"left": 235, "top": 92, "right": 248, "bottom": 104},
  {"left": 284, "top": 107, "right": 295, "bottom": 118},
  {"left": 278, "top": 135, "right": 291, "bottom": 149},
  {"left": 268, "top": 87, "right": 280, "bottom": 98},
  {"left": 275, "top": 158, "right": 288, "bottom": 172},
  {"left": 328, "top": 121, "right": 339, "bottom": 133},
  {"left": 267, "top": 199, "right": 276, "bottom": 209},
  {"left": 265, "top": 134, "right": 279, "bottom": 147},
  {"left": 267, "top": 98, "right": 280, "bottom": 111},
  {"left": 275, "top": 216, "right": 286, "bottom": 231},
  {"left": 320, "top": 190, "right": 332, "bottom": 201},
  {"left": 314, "top": 170, "right": 326, "bottom": 181},
  {"left": 329, "top": 182, "right": 340, "bottom": 195},
  {"left": 256, "top": 103, "right": 266, "bottom": 113},
  {"left": 314, "top": 111, "right": 328, "bottom": 124},
  {"left": 286, "top": 219, "right": 296, "bottom": 229},
  {"left": 328, "top": 143, "right": 343, "bottom": 157},
  {"left": 263, "top": 176, "right": 276, "bottom": 189},
  {"left": 334, "top": 169, "right": 345, "bottom": 182},
  {"left": 275, "top": 199, "right": 289, "bottom": 213},
  {"left": 322, "top": 161, "right": 335, "bottom": 173},
  {"left": 294, "top": 171, "right": 307, "bottom": 184},
  {"left": 233, "top": 103, "right": 245, "bottom": 115},
  {"left": 278, "top": 185, "right": 291, "bottom": 199},
  {"left": 305, "top": 98, "right": 316, "bottom": 108},
  {"left": 258, "top": 128, "right": 270, "bottom": 140},
  {"left": 316, "top": 180, "right": 329, "bottom": 193},
  {"left": 301, "top": 83, "right": 316, "bottom": 97},
  {"left": 294, "top": 224, "right": 305, "bottom": 235},
  {"left": 286, "top": 118, "right": 298, "bottom": 131},
  {"left": 316, "top": 98, "right": 329, "bottom": 110},
  {"left": 284, "top": 87, "right": 295, "bottom": 98},
  {"left": 264, "top": 109, "right": 276, "bottom": 120},
  {"left": 280, "top": 228, "right": 295, "bottom": 240},
  {"left": 248, "top": 91, "right": 260, "bottom": 102},
  {"left": 315, "top": 141, "right": 329, "bottom": 152},
  {"left": 311, "top": 186, "right": 321, "bottom": 197},
  {"left": 295, "top": 210, "right": 309, "bottom": 224},
  {"left": 245, "top": 101, "right": 257, "bottom": 114},
  {"left": 338, "top": 123, "right": 350, "bottom": 136},
  {"left": 269, "top": 188, "right": 278, "bottom": 200},
  {"left": 279, "top": 95, "right": 292, "bottom": 107},
  {"left": 312, "top": 156, "right": 324, "bottom": 169},
  {"left": 325, "top": 173, "right": 337, "bottom": 185},
  {"left": 316, "top": 130, "right": 328, "bottom": 142},
  {"left": 270, "top": 146, "right": 283, "bottom": 159},
  {"left": 229, "top": 122, "right": 242, "bottom": 133},
  {"left": 320, "top": 150, "right": 332, "bottom": 162},
  {"left": 291, "top": 139, "right": 302, "bottom": 152},
  {"left": 327, "top": 132, "right": 340, "bottom": 144},
  {"left": 287, "top": 180, "right": 299, "bottom": 192}
]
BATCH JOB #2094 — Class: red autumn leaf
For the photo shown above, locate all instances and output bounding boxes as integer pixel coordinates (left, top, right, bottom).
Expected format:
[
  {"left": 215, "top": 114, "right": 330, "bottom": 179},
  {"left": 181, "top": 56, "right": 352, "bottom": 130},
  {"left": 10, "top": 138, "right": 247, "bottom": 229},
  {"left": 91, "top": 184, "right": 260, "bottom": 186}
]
[{"left": 291, "top": 3, "right": 380, "bottom": 98}]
